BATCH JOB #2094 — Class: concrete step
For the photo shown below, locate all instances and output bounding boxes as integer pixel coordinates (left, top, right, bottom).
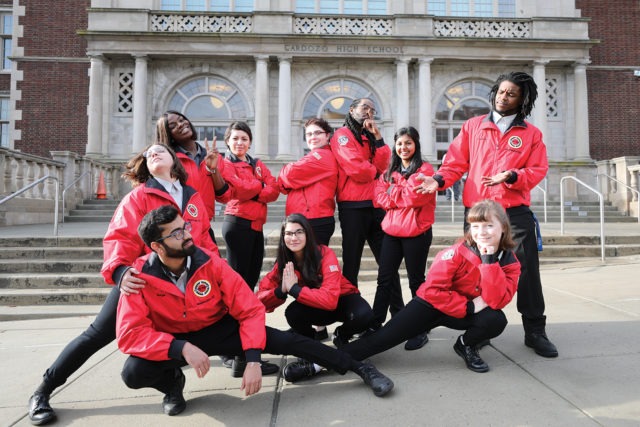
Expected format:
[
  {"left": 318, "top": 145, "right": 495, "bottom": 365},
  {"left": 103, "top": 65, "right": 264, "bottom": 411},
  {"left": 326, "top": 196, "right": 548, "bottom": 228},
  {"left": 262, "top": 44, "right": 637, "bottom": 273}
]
[
  {"left": 0, "top": 247, "right": 104, "bottom": 259},
  {"left": 0, "top": 304, "right": 103, "bottom": 321},
  {"left": 0, "top": 272, "right": 105, "bottom": 289},
  {"left": 0, "top": 259, "right": 102, "bottom": 273},
  {"left": 0, "top": 288, "right": 109, "bottom": 306},
  {"left": 64, "top": 215, "right": 115, "bottom": 222}
]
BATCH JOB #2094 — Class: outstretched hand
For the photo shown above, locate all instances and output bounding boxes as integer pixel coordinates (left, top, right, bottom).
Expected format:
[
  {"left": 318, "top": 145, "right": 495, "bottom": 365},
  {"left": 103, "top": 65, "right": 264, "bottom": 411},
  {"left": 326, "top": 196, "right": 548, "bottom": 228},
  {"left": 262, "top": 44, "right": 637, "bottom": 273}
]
[
  {"left": 203, "top": 137, "right": 220, "bottom": 172},
  {"left": 481, "top": 171, "right": 511, "bottom": 187},
  {"left": 413, "top": 173, "right": 439, "bottom": 194}
]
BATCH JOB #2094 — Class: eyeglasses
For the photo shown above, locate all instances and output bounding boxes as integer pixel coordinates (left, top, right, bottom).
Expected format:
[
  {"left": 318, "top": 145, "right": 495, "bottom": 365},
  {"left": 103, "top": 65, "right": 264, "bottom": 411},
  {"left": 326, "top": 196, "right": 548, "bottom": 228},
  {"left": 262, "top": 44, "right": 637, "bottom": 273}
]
[
  {"left": 156, "top": 222, "right": 192, "bottom": 242},
  {"left": 358, "top": 104, "right": 377, "bottom": 116},
  {"left": 143, "top": 145, "right": 168, "bottom": 158},
  {"left": 284, "top": 229, "right": 305, "bottom": 238},
  {"left": 305, "top": 130, "right": 327, "bottom": 139}
]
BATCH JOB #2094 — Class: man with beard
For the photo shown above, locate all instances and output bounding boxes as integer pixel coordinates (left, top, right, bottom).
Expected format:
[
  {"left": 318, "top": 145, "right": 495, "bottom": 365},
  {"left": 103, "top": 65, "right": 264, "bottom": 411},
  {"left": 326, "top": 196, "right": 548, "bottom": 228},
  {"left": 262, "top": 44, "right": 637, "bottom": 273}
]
[
  {"left": 330, "top": 99, "right": 416, "bottom": 346},
  {"left": 414, "top": 71, "right": 558, "bottom": 358},
  {"left": 116, "top": 205, "right": 394, "bottom": 416}
]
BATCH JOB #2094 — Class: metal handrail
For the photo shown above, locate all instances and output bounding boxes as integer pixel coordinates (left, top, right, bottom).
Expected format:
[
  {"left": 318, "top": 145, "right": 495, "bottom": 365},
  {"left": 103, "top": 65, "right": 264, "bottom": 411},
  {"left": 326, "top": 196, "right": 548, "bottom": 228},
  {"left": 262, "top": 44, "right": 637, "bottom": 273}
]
[
  {"left": 560, "top": 176, "right": 605, "bottom": 261},
  {"left": 445, "top": 188, "right": 456, "bottom": 222},
  {"left": 596, "top": 173, "right": 640, "bottom": 223},
  {"left": 0, "top": 175, "right": 60, "bottom": 236},
  {"left": 533, "top": 177, "right": 548, "bottom": 223},
  {"left": 61, "top": 171, "right": 93, "bottom": 223}
]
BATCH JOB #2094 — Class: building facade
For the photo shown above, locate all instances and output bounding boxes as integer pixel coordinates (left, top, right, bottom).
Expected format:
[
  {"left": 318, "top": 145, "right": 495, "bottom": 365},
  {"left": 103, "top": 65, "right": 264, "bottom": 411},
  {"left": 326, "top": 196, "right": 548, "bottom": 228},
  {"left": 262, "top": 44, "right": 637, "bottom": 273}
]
[{"left": 3, "top": 1, "right": 640, "bottom": 214}]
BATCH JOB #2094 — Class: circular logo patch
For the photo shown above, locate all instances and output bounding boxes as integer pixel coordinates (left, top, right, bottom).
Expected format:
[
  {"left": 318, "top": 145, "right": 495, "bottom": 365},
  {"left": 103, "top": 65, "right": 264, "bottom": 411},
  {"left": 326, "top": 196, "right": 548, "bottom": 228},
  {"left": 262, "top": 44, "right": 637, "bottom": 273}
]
[
  {"left": 193, "top": 280, "right": 211, "bottom": 297},
  {"left": 338, "top": 135, "right": 349, "bottom": 146},
  {"left": 441, "top": 249, "right": 455, "bottom": 261},
  {"left": 186, "top": 203, "right": 198, "bottom": 218},
  {"left": 508, "top": 136, "right": 523, "bottom": 149}
]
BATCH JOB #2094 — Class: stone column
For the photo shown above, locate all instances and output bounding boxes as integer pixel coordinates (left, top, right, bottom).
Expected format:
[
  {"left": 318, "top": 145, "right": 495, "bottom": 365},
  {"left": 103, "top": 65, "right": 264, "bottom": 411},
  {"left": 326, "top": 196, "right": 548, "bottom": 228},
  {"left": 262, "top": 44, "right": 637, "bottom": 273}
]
[
  {"left": 573, "top": 61, "right": 591, "bottom": 160},
  {"left": 253, "top": 55, "right": 270, "bottom": 158},
  {"left": 132, "top": 55, "right": 149, "bottom": 155},
  {"left": 277, "top": 56, "right": 293, "bottom": 160},
  {"left": 532, "top": 60, "right": 549, "bottom": 146},
  {"left": 395, "top": 57, "right": 410, "bottom": 128},
  {"left": 86, "top": 54, "right": 105, "bottom": 156},
  {"left": 418, "top": 57, "right": 435, "bottom": 161}
]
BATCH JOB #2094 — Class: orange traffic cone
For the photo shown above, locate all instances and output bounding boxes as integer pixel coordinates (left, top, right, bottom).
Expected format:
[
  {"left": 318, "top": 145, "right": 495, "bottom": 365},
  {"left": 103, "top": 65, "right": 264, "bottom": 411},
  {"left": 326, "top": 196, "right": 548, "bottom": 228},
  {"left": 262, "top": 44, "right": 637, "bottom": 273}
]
[{"left": 96, "top": 170, "right": 107, "bottom": 200}]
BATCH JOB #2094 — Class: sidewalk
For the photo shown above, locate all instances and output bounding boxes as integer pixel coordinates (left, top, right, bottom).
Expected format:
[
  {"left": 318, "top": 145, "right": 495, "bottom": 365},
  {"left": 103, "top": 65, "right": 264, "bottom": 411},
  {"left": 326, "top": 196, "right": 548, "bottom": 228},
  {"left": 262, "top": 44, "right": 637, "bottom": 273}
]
[{"left": 1, "top": 221, "right": 640, "bottom": 426}]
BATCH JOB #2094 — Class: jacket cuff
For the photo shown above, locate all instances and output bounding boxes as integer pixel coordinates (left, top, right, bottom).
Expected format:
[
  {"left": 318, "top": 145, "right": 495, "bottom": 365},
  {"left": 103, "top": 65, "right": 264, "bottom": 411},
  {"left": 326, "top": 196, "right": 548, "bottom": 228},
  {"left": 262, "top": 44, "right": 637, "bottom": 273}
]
[
  {"left": 433, "top": 174, "right": 445, "bottom": 188},
  {"left": 215, "top": 182, "right": 230, "bottom": 197},
  {"left": 245, "top": 349, "right": 262, "bottom": 363},
  {"left": 289, "top": 283, "right": 302, "bottom": 299},
  {"left": 274, "top": 287, "right": 288, "bottom": 300},
  {"left": 113, "top": 265, "right": 131, "bottom": 288},
  {"left": 505, "top": 170, "right": 518, "bottom": 184},
  {"left": 466, "top": 301, "right": 475, "bottom": 317},
  {"left": 168, "top": 339, "right": 187, "bottom": 360},
  {"left": 374, "top": 138, "right": 386, "bottom": 148}
]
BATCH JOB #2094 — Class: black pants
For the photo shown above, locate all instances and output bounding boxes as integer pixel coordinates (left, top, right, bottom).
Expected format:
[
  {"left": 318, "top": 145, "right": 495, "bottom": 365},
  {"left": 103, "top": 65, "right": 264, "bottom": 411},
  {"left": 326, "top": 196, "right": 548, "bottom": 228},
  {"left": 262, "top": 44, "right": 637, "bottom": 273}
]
[
  {"left": 343, "top": 297, "right": 508, "bottom": 361},
  {"left": 372, "top": 229, "right": 433, "bottom": 326},
  {"left": 465, "top": 206, "right": 546, "bottom": 334},
  {"left": 38, "top": 285, "right": 120, "bottom": 395},
  {"left": 338, "top": 206, "right": 403, "bottom": 315},
  {"left": 285, "top": 293, "right": 374, "bottom": 339},
  {"left": 222, "top": 215, "right": 264, "bottom": 291},
  {"left": 120, "top": 315, "right": 354, "bottom": 394},
  {"left": 309, "top": 217, "right": 336, "bottom": 247}
]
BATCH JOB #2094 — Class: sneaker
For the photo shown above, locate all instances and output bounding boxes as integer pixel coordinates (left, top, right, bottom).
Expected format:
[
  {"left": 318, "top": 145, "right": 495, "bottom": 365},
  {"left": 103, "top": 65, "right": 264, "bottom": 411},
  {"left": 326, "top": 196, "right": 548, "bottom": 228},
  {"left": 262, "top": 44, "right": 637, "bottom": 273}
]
[
  {"left": 231, "top": 357, "right": 280, "bottom": 378},
  {"left": 525, "top": 332, "right": 558, "bottom": 358},
  {"left": 404, "top": 332, "right": 429, "bottom": 351},
  {"left": 453, "top": 335, "right": 489, "bottom": 373},
  {"left": 314, "top": 327, "right": 329, "bottom": 341},
  {"left": 220, "top": 355, "right": 233, "bottom": 368},
  {"left": 162, "top": 369, "right": 186, "bottom": 416},
  {"left": 353, "top": 362, "right": 394, "bottom": 397},
  {"left": 28, "top": 392, "right": 56, "bottom": 425},
  {"left": 283, "top": 359, "right": 317, "bottom": 382}
]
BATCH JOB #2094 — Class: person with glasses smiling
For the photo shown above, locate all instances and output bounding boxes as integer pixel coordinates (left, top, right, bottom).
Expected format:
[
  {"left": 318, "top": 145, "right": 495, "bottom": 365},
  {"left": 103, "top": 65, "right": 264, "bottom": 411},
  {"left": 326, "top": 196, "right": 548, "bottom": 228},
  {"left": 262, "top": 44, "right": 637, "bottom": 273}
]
[
  {"left": 257, "top": 213, "right": 374, "bottom": 382},
  {"left": 27, "top": 143, "right": 218, "bottom": 425},
  {"left": 278, "top": 117, "right": 338, "bottom": 246},
  {"left": 330, "top": 98, "right": 405, "bottom": 326}
]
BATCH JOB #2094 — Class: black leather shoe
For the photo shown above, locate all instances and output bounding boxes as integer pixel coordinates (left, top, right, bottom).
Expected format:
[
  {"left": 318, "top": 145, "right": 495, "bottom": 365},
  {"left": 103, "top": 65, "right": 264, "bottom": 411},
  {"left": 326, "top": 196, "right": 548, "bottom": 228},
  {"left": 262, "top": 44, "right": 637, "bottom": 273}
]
[
  {"left": 404, "top": 332, "right": 429, "bottom": 351},
  {"left": 353, "top": 362, "right": 394, "bottom": 397},
  {"left": 332, "top": 327, "right": 351, "bottom": 349},
  {"left": 232, "top": 357, "right": 280, "bottom": 378},
  {"left": 28, "top": 392, "right": 56, "bottom": 425},
  {"left": 314, "top": 327, "right": 329, "bottom": 341},
  {"left": 283, "top": 359, "right": 317, "bottom": 382},
  {"left": 162, "top": 370, "right": 186, "bottom": 416},
  {"left": 525, "top": 333, "right": 558, "bottom": 358},
  {"left": 453, "top": 335, "right": 489, "bottom": 373}
]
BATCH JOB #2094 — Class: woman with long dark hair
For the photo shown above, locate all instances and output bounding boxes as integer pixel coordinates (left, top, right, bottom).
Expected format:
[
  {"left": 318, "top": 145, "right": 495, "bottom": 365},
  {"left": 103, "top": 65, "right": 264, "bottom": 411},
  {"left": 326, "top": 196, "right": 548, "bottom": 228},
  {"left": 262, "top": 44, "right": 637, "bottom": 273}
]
[{"left": 371, "top": 126, "right": 436, "bottom": 350}]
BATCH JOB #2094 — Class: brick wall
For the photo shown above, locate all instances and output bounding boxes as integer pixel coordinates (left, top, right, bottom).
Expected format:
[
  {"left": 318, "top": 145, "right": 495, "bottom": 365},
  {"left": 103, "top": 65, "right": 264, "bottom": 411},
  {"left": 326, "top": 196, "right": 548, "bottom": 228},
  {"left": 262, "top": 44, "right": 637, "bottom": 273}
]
[
  {"left": 577, "top": 0, "right": 640, "bottom": 160},
  {"left": 13, "top": 0, "right": 90, "bottom": 158}
]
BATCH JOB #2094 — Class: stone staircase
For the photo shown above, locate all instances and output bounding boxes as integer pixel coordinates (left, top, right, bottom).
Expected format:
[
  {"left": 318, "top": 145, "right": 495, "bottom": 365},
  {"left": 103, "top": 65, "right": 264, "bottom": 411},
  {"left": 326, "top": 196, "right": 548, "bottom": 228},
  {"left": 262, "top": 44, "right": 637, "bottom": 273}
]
[
  {"left": 1, "top": 230, "right": 640, "bottom": 320},
  {"left": 64, "top": 199, "right": 119, "bottom": 222}
]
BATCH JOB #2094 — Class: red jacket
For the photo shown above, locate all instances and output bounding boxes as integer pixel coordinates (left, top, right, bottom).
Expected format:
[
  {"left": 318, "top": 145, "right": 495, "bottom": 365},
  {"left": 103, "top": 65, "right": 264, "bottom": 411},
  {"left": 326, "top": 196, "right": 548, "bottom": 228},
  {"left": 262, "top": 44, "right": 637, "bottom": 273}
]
[
  {"left": 221, "top": 153, "right": 279, "bottom": 231},
  {"left": 257, "top": 245, "right": 359, "bottom": 312},
  {"left": 101, "top": 178, "right": 218, "bottom": 285},
  {"left": 176, "top": 151, "right": 232, "bottom": 219},
  {"left": 373, "top": 163, "right": 436, "bottom": 238},
  {"left": 278, "top": 145, "right": 338, "bottom": 219},
  {"left": 116, "top": 248, "right": 266, "bottom": 361},
  {"left": 416, "top": 241, "right": 520, "bottom": 319},
  {"left": 436, "top": 114, "right": 548, "bottom": 209},
  {"left": 330, "top": 127, "right": 391, "bottom": 204}
]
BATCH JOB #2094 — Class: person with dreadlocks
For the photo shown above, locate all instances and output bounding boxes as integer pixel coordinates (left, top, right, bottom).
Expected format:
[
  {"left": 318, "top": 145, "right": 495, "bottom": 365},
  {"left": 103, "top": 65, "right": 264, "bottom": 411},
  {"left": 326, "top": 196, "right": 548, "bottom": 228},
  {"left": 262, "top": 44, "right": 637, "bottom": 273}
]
[
  {"left": 329, "top": 98, "right": 404, "bottom": 325},
  {"left": 415, "top": 71, "right": 558, "bottom": 358},
  {"left": 370, "top": 126, "right": 436, "bottom": 351}
]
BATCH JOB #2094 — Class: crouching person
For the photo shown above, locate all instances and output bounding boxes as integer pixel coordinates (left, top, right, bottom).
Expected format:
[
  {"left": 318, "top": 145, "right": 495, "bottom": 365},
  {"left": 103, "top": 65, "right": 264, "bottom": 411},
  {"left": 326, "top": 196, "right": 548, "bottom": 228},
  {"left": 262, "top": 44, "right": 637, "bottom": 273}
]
[{"left": 117, "top": 205, "right": 393, "bottom": 416}]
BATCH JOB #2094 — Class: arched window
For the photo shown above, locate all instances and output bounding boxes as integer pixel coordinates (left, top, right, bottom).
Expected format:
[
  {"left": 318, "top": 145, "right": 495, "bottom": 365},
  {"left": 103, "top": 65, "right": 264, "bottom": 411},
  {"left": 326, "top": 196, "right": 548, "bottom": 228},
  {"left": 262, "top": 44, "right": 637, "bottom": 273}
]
[
  {"left": 302, "top": 78, "right": 381, "bottom": 126},
  {"left": 167, "top": 75, "right": 249, "bottom": 149},
  {"left": 434, "top": 79, "right": 492, "bottom": 159}
]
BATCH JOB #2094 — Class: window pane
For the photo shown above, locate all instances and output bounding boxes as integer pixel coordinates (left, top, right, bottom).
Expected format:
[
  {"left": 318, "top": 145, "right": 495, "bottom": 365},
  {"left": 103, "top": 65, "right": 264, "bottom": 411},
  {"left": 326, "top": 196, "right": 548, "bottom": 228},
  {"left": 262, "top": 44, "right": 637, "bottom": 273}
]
[
  {"left": 474, "top": 0, "right": 493, "bottom": 17},
  {"left": 3, "top": 39, "right": 11, "bottom": 69},
  {"left": 0, "top": 123, "right": 8, "bottom": 147},
  {"left": 296, "top": 0, "right": 315, "bottom": 13},
  {"left": 344, "top": 0, "right": 362, "bottom": 14},
  {"left": 186, "top": 0, "right": 206, "bottom": 11},
  {"left": 322, "top": 97, "right": 352, "bottom": 120},
  {"left": 186, "top": 95, "right": 229, "bottom": 119},
  {"left": 367, "top": 0, "right": 386, "bottom": 15},
  {"left": 235, "top": 0, "right": 253, "bottom": 12},
  {"left": 498, "top": 0, "right": 516, "bottom": 17},
  {"left": 453, "top": 99, "right": 490, "bottom": 121},
  {"left": 319, "top": 0, "right": 339, "bottom": 14},
  {"left": 450, "top": 0, "right": 469, "bottom": 16},
  {"left": 3, "top": 15, "right": 12, "bottom": 35},
  {"left": 427, "top": 0, "right": 446, "bottom": 15},
  {"left": 161, "top": 0, "right": 182, "bottom": 10},
  {"left": 210, "top": 0, "right": 230, "bottom": 11}
]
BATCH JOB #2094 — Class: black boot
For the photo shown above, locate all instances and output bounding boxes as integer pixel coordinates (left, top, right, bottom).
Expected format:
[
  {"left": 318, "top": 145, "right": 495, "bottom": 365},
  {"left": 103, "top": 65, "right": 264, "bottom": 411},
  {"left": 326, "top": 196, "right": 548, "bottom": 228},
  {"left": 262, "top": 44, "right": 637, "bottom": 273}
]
[
  {"left": 453, "top": 335, "right": 489, "bottom": 373},
  {"left": 162, "top": 369, "right": 186, "bottom": 416},
  {"left": 28, "top": 392, "right": 56, "bottom": 425},
  {"left": 525, "top": 332, "right": 558, "bottom": 358}
]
